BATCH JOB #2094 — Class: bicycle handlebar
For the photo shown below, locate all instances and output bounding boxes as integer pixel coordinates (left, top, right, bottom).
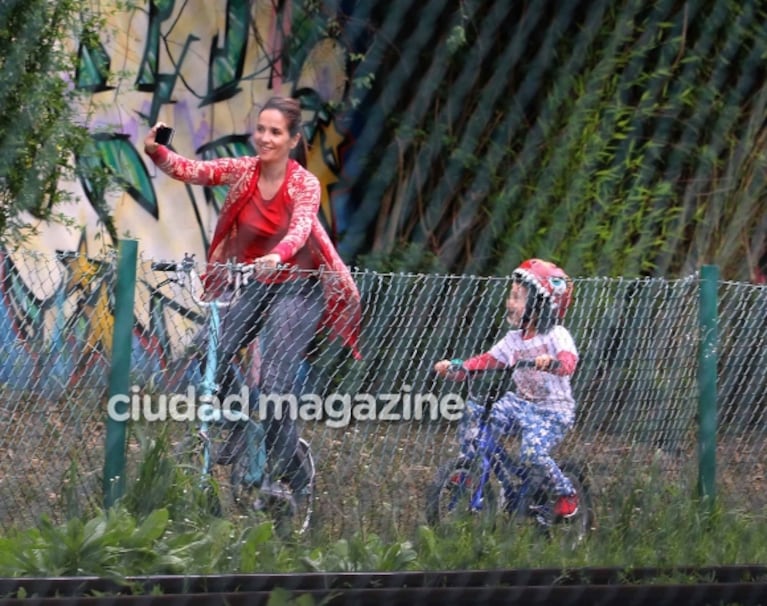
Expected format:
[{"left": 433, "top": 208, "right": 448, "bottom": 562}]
[
  {"left": 447, "top": 358, "right": 560, "bottom": 374},
  {"left": 150, "top": 254, "right": 256, "bottom": 307},
  {"left": 151, "top": 253, "right": 332, "bottom": 308},
  {"left": 444, "top": 358, "right": 561, "bottom": 409}
]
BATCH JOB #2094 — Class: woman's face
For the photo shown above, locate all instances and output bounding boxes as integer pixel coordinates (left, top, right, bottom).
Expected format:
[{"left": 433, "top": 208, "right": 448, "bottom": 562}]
[{"left": 253, "top": 108, "right": 299, "bottom": 164}]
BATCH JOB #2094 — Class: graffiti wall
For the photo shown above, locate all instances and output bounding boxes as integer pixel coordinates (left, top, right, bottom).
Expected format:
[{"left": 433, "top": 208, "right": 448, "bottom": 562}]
[{"left": 0, "top": 0, "right": 365, "bottom": 394}]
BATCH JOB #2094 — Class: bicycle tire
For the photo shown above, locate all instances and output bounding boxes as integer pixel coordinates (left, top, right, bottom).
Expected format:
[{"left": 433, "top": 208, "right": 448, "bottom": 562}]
[
  {"left": 293, "top": 437, "right": 316, "bottom": 536},
  {"left": 425, "top": 458, "right": 497, "bottom": 528},
  {"left": 170, "top": 415, "right": 316, "bottom": 539},
  {"left": 270, "top": 437, "right": 315, "bottom": 539},
  {"left": 549, "top": 460, "right": 595, "bottom": 546},
  {"left": 512, "top": 459, "right": 595, "bottom": 546},
  {"left": 230, "top": 435, "right": 316, "bottom": 540}
]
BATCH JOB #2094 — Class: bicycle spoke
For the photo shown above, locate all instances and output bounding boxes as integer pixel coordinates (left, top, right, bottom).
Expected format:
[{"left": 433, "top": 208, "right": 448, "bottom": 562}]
[{"left": 426, "top": 458, "right": 497, "bottom": 529}]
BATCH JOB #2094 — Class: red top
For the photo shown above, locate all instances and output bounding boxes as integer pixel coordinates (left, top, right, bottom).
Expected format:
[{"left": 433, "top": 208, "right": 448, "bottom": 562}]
[{"left": 231, "top": 181, "right": 317, "bottom": 271}]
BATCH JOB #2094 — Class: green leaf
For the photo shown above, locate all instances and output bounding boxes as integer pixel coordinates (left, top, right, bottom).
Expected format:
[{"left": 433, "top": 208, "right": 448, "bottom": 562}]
[{"left": 129, "top": 508, "right": 169, "bottom": 547}]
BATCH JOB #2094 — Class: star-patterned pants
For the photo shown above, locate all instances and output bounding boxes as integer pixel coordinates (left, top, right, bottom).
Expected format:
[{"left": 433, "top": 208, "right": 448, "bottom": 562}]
[{"left": 458, "top": 392, "right": 575, "bottom": 496}]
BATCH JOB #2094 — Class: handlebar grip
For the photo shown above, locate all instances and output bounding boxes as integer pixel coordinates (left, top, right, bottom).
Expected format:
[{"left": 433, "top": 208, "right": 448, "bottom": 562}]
[
  {"left": 515, "top": 359, "right": 537, "bottom": 369},
  {"left": 151, "top": 261, "right": 179, "bottom": 272},
  {"left": 515, "top": 359, "right": 561, "bottom": 371}
]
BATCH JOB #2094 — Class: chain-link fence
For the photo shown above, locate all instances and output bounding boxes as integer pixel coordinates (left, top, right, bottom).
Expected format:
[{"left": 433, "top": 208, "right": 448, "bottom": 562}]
[{"left": 1, "top": 248, "right": 766, "bottom": 537}]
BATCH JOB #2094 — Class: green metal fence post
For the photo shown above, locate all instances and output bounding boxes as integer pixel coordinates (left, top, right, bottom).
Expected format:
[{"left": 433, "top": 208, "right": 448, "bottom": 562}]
[
  {"left": 103, "top": 239, "right": 138, "bottom": 508},
  {"left": 697, "top": 264, "right": 718, "bottom": 503}
]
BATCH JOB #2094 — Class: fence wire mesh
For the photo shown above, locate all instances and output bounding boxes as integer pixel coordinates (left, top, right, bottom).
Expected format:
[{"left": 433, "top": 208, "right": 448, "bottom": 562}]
[
  {"left": 1, "top": 249, "right": 766, "bottom": 538},
  {"left": 0, "top": 250, "right": 114, "bottom": 529}
]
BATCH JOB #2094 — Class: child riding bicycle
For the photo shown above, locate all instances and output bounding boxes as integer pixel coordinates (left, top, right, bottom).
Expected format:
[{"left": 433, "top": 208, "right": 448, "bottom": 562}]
[{"left": 433, "top": 259, "right": 580, "bottom": 519}]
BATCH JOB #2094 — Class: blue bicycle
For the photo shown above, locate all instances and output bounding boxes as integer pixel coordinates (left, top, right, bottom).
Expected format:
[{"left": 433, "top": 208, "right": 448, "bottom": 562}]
[
  {"left": 426, "top": 360, "right": 594, "bottom": 543},
  {"left": 152, "top": 254, "right": 315, "bottom": 537}
]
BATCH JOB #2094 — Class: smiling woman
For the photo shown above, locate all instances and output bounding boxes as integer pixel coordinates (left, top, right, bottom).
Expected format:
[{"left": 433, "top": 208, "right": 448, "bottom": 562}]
[{"left": 143, "top": 95, "right": 362, "bottom": 502}]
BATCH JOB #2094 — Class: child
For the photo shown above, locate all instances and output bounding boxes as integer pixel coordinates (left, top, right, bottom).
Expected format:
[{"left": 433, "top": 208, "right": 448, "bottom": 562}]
[{"left": 433, "top": 259, "right": 579, "bottom": 518}]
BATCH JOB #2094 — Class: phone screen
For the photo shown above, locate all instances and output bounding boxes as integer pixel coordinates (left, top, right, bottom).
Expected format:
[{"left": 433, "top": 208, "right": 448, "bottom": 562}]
[{"left": 155, "top": 126, "right": 174, "bottom": 146}]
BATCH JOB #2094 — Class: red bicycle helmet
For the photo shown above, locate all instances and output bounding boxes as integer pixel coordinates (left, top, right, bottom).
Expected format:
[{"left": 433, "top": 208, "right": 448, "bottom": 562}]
[{"left": 511, "top": 259, "right": 573, "bottom": 327}]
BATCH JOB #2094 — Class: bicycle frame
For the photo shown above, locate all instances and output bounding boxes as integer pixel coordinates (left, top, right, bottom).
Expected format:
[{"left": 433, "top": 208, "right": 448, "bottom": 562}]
[
  {"left": 463, "top": 402, "right": 539, "bottom": 516},
  {"left": 453, "top": 360, "right": 550, "bottom": 518},
  {"left": 153, "top": 255, "right": 255, "bottom": 488},
  {"left": 196, "top": 298, "right": 221, "bottom": 483},
  {"left": 152, "top": 254, "right": 317, "bottom": 536}
]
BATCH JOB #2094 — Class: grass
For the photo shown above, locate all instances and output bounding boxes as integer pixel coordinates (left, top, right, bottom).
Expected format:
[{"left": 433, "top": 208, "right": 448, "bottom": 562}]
[{"left": 2, "top": 426, "right": 767, "bottom": 578}]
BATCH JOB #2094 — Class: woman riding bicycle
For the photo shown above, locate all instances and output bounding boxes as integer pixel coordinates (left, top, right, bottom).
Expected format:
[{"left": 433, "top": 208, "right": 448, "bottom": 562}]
[
  {"left": 144, "top": 95, "right": 361, "bottom": 505},
  {"left": 433, "top": 259, "right": 579, "bottom": 519}
]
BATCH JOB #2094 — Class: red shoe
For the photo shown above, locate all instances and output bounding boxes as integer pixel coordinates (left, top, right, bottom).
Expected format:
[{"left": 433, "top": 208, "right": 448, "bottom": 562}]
[
  {"left": 449, "top": 471, "right": 473, "bottom": 489},
  {"left": 553, "top": 494, "right": 579, "bottom": 518}
]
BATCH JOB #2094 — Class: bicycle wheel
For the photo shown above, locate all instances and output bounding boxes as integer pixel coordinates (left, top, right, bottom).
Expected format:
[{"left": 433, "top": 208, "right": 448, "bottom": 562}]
[
  {"left": 520, "top": 460, "right": 595, "bottom": 546},
  {"left": 291, "top": 437, "right": 315, "bottom": 536},
  {"left": 230, "top": 434, "right": 316, "bottom": 539},
  {"left": 425, "top": 458, "right": 497, "bottom": 528},
  {"left": 266, "top": 437, "right": 315, "bottom": 539}
]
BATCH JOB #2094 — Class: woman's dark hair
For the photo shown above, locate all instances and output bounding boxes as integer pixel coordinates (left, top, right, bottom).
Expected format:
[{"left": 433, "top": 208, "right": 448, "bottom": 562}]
[{"left": 260, "top": 96, "right": 308, "bottom": 167}]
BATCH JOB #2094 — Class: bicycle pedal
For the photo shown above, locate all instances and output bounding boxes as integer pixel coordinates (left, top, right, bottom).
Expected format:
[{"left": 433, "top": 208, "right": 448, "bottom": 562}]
[
  {"left": 254, "top": 485, "right": 297, "bottom": 515},
  {"left": 528, "top": 505, "right": 553, "bottom": 526}
]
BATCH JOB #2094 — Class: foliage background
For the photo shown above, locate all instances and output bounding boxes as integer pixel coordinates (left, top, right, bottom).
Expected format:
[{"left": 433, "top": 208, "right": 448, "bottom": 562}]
[
  {"left": 1, "top": 0, "right": 765, "bottom": 280},
  {"left": 0, "top": 0, "right": 114, "bottom": 243},
  {"left": 343, "top": 0, "right": 767, "bottom": 280}
]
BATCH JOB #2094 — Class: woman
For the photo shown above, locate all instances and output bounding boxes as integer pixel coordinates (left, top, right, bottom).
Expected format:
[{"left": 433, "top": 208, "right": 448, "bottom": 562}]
[{"left": 144, "top": 95, "right": 361, "bottom": 498}]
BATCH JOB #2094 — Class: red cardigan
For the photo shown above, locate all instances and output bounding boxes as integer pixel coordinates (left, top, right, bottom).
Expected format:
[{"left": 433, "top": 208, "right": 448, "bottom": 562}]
[{"left": 150, "top": 146, "right": 362, "bottom": 359}]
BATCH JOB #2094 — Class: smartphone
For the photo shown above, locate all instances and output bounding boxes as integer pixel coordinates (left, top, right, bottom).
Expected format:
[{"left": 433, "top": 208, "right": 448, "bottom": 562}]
[{"left": 155, "top": 126, "right": 175, "bottom": 146}]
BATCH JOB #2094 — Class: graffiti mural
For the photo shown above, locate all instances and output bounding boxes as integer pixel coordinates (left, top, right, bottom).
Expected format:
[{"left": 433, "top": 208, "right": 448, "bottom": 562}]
[{"left": 0, "top": 0, "right": 364, "bottom": 394}]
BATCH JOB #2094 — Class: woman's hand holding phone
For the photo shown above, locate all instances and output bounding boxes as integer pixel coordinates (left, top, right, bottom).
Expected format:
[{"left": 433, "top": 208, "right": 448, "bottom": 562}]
[
  {"left": 144, "top": 123, "right": 174, "bottom": 155},
  {"left": 155, "top": 125, "right": 174, "bottom": 145}
]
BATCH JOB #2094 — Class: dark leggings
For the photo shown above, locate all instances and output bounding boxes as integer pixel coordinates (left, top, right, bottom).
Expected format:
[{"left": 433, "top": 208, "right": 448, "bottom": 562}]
[{"left": 212, "top": 277, "right": 323, "bottom": 490}]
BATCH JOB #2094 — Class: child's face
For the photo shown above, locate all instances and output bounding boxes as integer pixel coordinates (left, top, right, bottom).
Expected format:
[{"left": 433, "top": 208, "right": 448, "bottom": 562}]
[{"left": 505, "top": 282, "right": 530, "bottom": 328}]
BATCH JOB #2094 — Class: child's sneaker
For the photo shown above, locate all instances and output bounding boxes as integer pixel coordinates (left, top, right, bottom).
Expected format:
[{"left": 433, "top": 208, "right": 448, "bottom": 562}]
[{"left": 553, "top": 493, "right": 579, "bottom": 518}]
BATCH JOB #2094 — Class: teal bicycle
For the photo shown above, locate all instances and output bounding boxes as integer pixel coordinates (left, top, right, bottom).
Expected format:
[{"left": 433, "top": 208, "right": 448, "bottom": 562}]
[{"left": 152, "top": 254, "right": 315, "bottom": 537}]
